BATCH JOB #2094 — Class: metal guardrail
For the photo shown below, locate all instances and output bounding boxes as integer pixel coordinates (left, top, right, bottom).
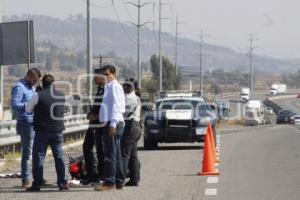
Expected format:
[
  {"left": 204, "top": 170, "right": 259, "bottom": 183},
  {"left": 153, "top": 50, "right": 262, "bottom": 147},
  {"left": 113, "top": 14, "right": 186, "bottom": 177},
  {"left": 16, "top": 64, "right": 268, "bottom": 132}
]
[{"left": 0, "top": 114, "right": 89, "bottom": 158}]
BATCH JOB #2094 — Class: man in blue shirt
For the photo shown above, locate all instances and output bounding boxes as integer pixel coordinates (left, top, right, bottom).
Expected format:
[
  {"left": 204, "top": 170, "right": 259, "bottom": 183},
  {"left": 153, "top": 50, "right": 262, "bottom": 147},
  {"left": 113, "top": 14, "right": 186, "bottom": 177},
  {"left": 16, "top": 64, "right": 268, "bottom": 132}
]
[
  {"left": 95, "top": 65, "right": 126, "bottom": 191},
  {"left": 11, "top": 68, "right": 41, "bottom": 188}
]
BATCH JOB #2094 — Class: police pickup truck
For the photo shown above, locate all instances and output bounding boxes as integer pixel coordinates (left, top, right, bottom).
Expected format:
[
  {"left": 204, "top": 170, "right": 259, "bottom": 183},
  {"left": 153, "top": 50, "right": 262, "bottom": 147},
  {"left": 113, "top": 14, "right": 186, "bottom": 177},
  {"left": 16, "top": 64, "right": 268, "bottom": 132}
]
[{"left": 143, "top": 91, "right": 218, "bottom": 150}]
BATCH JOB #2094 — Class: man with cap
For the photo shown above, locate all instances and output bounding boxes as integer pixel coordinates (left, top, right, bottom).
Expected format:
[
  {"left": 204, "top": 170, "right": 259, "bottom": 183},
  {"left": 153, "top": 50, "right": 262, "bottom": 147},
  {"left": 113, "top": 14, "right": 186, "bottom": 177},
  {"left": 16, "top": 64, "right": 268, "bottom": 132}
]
[{"left": 82, "top": 68, "right": 106, "bottom": 184}]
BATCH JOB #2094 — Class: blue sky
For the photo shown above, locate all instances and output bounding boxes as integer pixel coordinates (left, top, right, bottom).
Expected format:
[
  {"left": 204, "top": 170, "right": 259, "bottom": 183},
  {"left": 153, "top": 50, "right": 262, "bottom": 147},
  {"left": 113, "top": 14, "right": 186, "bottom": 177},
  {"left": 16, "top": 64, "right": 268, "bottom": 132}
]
[{"left": 1, "top": 0, "right": 299, "bottom": 59}]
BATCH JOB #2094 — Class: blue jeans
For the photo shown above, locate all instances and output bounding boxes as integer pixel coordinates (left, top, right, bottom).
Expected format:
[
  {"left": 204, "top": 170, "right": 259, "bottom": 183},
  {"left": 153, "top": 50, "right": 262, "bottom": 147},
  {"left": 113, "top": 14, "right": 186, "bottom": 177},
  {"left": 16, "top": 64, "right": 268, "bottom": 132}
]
[
  {"left": 103, "top": 122, "right": 125, "bottom": 185},
  {"left": 16, "top": 121, "right": 34, "bottom": 182},
  {"left": 32, "top": 132, "right": 66, "bottom": 188}
]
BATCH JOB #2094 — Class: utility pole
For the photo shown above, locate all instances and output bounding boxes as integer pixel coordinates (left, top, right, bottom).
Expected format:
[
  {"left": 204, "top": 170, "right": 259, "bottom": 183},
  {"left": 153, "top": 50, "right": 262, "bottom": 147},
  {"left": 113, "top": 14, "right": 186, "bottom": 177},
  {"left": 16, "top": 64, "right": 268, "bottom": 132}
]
[
  {"left": 125, "top": 0, "right": 154, "bottom": 89},
  {"left": 158, "top": 0, "right": 171, "bottom": 91},
  {"left": 94, "top": 54, "right": 108, "bottom": 68},
  {"left": 198, "top": 30, "right": 209, "bottom": 94},
  {"left": 87, "top": 0, "right": 92, "bottom": 101},
  {"left": 247, "top": 33, "right": 258, "bottom": 93},
  {"left": 158, "top": 0, "right": 162, "bottom": 91},
  {"left": 174, "top": 14, "right": 184, "bottom": 76},
  {"left": 0, "top": 0, "right": 3, "bottom": 117}
]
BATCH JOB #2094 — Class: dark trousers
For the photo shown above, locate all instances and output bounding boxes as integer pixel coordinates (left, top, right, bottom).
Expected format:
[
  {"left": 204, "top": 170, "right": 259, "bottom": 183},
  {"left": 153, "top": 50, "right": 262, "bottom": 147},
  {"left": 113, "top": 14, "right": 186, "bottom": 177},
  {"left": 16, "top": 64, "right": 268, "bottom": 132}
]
[
  {"left": 102, "top": 122, "right": 124, "bottom": 185},
  {"left": 32, "top": 132, "right": 66, "bottom": 188},
  {"left": 83, "top": 127, "right": 104, "bottom": 179},
  {"left": 122, "top": 120, "right": 141, "bottom": 183}
]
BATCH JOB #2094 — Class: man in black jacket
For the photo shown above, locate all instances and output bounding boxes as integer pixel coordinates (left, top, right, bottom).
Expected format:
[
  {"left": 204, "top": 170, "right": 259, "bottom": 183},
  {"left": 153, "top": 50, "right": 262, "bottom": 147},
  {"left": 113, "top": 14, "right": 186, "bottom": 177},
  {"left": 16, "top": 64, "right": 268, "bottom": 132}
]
[
  {"left": 82, "top": 68, "right": 106, "bottom": 184},
  {"left": 25, "top": 74, "right": 69, "bottom": 191}
]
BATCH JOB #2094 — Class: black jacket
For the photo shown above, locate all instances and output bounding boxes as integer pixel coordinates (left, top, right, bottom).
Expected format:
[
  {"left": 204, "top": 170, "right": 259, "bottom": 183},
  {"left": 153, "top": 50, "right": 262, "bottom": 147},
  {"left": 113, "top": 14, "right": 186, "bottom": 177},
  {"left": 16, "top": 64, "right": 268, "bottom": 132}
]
[{"left": 33, "top": 87, "right": 65, "bottom": 133}]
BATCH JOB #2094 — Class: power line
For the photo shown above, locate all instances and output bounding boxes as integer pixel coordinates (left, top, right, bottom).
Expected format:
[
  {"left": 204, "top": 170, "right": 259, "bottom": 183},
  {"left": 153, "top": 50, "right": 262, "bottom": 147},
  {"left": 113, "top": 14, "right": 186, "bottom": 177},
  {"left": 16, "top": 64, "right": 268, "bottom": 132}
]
[
  {"left": 111, "top": 4, "right": 137, "bottom": 44},
  {"left": 81, "top": 0, "right": 113, "bottom": 9},
  {"left": 121, "top": 0, "right": 136, "bottom": 21}
]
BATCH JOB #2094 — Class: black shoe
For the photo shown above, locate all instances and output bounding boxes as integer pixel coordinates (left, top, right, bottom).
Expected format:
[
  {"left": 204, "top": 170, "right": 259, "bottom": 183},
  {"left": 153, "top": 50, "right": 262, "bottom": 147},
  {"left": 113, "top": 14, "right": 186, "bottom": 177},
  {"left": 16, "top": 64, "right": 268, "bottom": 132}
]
[
  {"left": 81, "top": 178, "right": 99, "bottom": 185},
  {"left": 59, "top": 182, "right": 71, "bottom": 191},
  {"left": 125, "top": 181, "right": 139, "bottom": 186},
  {"left": 116, "top": 184, "right": 124, "bottom": 190},
  {"left": 81, "top": 178, "right": 93, "bottom": 185},
  {"left": 26, "top": 185, "right": 41, "bottom": 192}
]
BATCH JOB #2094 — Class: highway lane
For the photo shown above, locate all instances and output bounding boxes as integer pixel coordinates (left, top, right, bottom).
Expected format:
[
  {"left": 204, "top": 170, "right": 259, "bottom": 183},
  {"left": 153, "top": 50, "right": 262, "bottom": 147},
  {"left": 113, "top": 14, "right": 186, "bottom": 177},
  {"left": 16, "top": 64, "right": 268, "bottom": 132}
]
[
  {"left": 217, "top": 124, "right": 300, "bottom": 200},
  {"left": 272, "top": 97, "right": 300, "bottom": 114}
]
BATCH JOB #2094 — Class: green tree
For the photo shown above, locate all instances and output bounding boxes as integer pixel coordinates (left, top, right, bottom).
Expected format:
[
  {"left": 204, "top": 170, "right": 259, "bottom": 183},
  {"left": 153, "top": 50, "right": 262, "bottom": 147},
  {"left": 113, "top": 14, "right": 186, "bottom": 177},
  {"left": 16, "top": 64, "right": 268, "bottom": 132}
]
[{"left": 146, "top": 54, "right": 181, "bottom": 93}]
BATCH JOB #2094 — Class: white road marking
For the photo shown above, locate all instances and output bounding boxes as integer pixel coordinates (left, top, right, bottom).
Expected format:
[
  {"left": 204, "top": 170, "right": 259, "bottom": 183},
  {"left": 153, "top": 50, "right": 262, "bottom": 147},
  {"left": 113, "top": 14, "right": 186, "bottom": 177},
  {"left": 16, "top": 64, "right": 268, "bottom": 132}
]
[
  {"left": 205, "top": 189, "right": 217, "bottom": 196},
  {"left": 207, "top": 177, "right": 219, "bottom": 184}
]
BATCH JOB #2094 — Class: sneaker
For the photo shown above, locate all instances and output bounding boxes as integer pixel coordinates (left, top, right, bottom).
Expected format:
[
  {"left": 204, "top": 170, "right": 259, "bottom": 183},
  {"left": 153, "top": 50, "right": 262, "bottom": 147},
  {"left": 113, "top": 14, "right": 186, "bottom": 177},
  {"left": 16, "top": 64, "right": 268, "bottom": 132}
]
[
  {"left": 22, "top": 180, "right": 32, "bottom": 189},
  {"left": 59, "top": 182, "right": 71, "bottom": 191},
  {"left": 94, "top": 183, "right": 115, "bottom": 191},
  {"left": 26, "top": 185, "right": 41, "bottom": 192},
  {"left": 125, "top": 181, "right": 139, "bottom": 186}
]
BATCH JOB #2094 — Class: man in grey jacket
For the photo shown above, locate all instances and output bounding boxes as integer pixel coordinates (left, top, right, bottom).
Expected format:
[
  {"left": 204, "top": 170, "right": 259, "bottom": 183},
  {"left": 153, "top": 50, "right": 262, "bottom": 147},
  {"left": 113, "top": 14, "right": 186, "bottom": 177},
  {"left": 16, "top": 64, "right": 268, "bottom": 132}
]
[{"left": 122, "top": 80, "right": 141, "bottom": 186}]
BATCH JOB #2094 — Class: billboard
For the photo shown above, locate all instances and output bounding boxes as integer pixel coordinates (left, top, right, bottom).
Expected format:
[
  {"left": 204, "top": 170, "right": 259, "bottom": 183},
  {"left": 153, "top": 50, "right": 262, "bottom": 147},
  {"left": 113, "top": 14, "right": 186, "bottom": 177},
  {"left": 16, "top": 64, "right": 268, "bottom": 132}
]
[{"left": 0, "top": 21, "right": 35, "bottom": 65}]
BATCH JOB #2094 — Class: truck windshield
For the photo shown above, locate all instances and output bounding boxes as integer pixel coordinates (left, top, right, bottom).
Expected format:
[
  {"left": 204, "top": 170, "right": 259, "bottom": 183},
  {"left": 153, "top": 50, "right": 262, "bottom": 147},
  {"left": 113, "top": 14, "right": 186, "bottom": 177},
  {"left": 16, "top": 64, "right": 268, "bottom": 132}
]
[{"left": 156, "top": 100, "right": 209, "bottom": 111}]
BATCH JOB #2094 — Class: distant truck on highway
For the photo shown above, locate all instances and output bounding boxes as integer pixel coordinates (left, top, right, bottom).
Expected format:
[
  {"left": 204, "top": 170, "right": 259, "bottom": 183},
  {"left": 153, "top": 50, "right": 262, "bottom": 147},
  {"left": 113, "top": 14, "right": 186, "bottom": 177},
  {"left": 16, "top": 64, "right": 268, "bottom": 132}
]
[
  {"left": 244, "top": 100, "right": 265, "bottom": 126},
  {"left": 240, "top": 87, "right": 250, "bottom": 102},
  {"left": 269, "top": 84, "right": 286, "bottom": 95}
]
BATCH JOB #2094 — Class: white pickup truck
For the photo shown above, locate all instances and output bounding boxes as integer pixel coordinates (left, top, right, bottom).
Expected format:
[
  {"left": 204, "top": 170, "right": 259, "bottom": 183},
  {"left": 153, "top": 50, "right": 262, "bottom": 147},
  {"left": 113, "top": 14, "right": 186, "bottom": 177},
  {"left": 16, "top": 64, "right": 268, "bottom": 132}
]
[
  {"left": 244, "top": 100, "right": 265, "bottom": 126},
  {"left": 240, "top": 87, "right": 250, "bottom": 102}
]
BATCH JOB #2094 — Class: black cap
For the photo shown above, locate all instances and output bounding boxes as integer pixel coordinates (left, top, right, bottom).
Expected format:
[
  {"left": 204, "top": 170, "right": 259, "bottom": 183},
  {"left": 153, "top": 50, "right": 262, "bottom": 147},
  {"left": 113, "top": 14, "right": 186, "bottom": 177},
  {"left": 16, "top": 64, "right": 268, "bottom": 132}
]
[{"left": 94, "top": 68, "right": 104, "bottom": 74}]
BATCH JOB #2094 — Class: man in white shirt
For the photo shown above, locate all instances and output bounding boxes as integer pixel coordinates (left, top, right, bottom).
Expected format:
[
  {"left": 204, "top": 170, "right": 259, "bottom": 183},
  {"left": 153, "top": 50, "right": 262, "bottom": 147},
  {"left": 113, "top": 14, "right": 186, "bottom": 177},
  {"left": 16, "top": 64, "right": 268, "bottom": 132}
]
[{"left": 95, "top": 65, "right": 126, "bottom": 191}]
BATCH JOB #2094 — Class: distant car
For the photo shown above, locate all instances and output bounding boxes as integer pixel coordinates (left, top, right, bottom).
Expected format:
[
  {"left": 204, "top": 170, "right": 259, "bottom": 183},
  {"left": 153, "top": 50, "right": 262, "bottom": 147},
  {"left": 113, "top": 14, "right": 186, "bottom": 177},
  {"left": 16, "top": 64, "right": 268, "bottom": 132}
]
[
  {"left": 294, "top": 115, "right": 300, "bottom": 125},
  {"left": 276, "top": 110, "right": 296, "bottom": 124},
  {"left": 297, "top": 94, "right": 300, "bottom": 98}
]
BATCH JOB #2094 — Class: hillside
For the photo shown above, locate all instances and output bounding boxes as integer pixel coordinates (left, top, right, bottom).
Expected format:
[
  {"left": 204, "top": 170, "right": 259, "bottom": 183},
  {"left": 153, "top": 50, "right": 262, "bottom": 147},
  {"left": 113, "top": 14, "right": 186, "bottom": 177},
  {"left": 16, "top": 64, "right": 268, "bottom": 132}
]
[{"left": 2, "top": 14, "right": 300, "bottom": 74}]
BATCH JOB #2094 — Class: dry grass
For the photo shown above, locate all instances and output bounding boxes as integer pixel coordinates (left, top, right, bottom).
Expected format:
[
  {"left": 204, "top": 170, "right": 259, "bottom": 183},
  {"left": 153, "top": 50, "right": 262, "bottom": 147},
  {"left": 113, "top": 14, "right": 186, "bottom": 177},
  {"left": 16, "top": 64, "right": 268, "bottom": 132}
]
[
  {"left": 0, "top": 152, "right": 21, "bottom": 172},
  {"left": 217, "top": 118, "right": 245, "bottom": 128}
]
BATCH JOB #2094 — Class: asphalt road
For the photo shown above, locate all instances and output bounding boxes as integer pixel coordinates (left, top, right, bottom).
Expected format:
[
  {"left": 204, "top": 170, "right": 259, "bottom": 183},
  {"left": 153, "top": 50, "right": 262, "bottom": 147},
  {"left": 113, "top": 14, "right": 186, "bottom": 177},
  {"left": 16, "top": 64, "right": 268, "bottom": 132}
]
[
  {"left": 1, "top": 123, "right": 300, "bottom": 200},
  {"left": 272, "top": 97, "right": 300, "bottom": 114},
  {"left": 217, "top": 124, "right": 300, "bottom": 200},
  {"left": 0, "top": 141, "right": 208, "bottom": 200}
]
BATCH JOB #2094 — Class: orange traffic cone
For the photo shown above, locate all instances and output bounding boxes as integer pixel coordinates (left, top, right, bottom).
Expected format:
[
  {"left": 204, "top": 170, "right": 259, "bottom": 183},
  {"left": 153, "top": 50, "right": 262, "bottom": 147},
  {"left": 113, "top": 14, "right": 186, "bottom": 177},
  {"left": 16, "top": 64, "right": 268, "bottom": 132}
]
[
  {"left": 198, "top": 130, "right": 220, "bottom": 176},
  {"left": 207, "top": 123, "right": 220, "bottom": 163}
]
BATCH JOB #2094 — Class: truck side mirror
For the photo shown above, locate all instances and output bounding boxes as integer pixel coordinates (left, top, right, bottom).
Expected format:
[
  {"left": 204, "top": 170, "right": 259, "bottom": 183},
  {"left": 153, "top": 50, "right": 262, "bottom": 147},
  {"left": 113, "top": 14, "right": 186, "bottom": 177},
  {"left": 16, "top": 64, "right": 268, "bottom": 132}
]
[{"left": 210, "top": 105, "right": 216, "bottom": 111}]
